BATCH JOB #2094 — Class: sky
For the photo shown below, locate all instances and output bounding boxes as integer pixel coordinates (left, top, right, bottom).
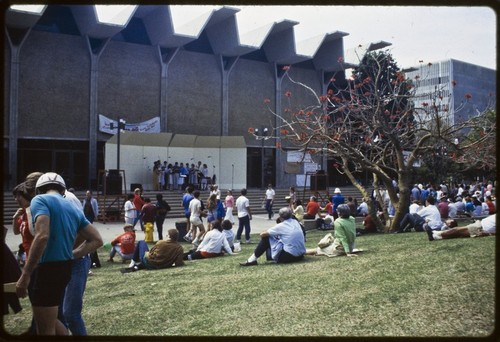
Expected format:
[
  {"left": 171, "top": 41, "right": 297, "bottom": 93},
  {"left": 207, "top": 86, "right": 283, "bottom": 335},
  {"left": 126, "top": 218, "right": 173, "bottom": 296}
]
[{"left": 171, "top": 5, "right": 496, "bottom": 70}]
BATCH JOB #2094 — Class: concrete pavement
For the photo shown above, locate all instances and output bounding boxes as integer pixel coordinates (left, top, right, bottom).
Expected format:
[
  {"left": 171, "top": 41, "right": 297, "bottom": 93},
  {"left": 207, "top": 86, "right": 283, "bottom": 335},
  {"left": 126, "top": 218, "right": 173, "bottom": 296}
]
[{"left": 4, "top": 213, "right": 278, "bottom": 253}]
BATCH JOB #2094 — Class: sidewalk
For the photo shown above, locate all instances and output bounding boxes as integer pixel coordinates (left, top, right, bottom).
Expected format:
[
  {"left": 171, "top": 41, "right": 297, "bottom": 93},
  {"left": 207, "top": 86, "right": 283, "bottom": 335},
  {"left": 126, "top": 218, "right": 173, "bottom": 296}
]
[{"left": 4, "top": 213, "right": 277, "bottom": 252}]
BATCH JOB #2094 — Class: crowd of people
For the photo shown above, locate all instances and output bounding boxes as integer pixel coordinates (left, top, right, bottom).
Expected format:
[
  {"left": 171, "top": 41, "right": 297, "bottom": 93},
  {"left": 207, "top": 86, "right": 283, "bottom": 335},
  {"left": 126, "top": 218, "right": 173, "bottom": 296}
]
[
  {"left": 151, "top": 160, "right": 214, "bottom": 192},
  {"left": 5, "top": 174, "right": 496, "bottom": 335}
]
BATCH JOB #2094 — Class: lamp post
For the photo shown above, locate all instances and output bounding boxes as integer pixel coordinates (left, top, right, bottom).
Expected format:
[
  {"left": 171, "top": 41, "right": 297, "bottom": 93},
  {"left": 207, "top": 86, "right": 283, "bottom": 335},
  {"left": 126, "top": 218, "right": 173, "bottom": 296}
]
[
  {"left": 110, "top": 117, "right": 126, "bottom": 171},
  {"left": 254, "top": 127, "right": 268, "bottom": 189}
]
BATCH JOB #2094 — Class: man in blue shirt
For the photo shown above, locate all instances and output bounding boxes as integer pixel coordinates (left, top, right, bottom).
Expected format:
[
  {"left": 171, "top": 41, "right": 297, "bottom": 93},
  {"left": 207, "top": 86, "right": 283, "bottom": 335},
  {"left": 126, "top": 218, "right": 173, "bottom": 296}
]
[
  {"left": 15, "top": 172, "right": 102, "bottom": 335},
  {"left": 240, "top": 207, "right": 306, "bottom": 266}
]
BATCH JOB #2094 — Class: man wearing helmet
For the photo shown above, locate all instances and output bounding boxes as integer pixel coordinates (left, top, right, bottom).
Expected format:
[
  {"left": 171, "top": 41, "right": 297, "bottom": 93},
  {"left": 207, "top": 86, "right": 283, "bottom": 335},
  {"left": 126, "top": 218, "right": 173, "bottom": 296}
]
[{"left": 15, "top": 172, "right": 103, "bottom": 335}]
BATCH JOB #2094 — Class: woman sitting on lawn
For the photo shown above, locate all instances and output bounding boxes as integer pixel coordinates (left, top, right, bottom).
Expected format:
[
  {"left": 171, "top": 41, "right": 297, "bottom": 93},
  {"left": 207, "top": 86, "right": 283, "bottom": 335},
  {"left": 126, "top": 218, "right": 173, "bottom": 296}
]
[
  {"left": 306, "top": 204, "right": 359, "bottom": 257},
  {"left": 184, "top": 220, "right": 233, "bottom": 260}
]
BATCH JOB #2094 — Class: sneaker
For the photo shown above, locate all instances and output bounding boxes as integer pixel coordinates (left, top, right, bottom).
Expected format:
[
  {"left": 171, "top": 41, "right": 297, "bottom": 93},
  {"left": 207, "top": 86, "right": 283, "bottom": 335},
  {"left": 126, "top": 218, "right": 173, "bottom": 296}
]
[
  {"left": 183, "top": 235, "right": 192, "bottom": 242},
  {"left": 128, "top": 260, "right": 136, "bottom": 268},
  {"left": 239, "top": 260, "right": 258, "bottom": 266},
  {"left": 245, "top": 240, "right": 251, "bottom": 244}
]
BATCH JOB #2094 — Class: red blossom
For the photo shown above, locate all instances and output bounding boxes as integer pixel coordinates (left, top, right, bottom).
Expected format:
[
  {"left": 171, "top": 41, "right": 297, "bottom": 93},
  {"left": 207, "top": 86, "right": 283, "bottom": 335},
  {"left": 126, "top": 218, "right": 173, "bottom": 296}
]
[
  {"left": 384, "top": 110, "right": 390, "bottom": 115},
  {"left": 280, "top": 129, "right": 289, "bottom": 135},
  {"left": 422, "top": 102, "right": 429, "bottom": 107},
  {"left": 464, "top": 93, "right": 472, "bottom": 100},
  {"left": 337, "top": 56, "right": 344, "bottom": 63},
  {"left": 248, "top": 127, "right": 255, "bottom": 134},
  {"left": 284, "top": 91, "right": 292, "bottom": 97},
  {"left": 306, "top": 111, "right": 313, "bottom": 116},
  {"left": 363, "top": 92, "right": 371, "bottom": 96},
  {"left": 276, "top": 141, "right": 282, "bottom": 149},
  {"left": 282, "top": 65, "right": 290, "bottom": 71},
  {"left": 298, "top": 110, "right": 305, "bottom": 115},
  {"left": 319, "top": 95, "right": 328, "bottom": 102},
  {"left": 452, "top": 80, "right": 457, "bottom": 87},
  {"left": 263, "top": 98, "right": 271, "bottom": 104}
]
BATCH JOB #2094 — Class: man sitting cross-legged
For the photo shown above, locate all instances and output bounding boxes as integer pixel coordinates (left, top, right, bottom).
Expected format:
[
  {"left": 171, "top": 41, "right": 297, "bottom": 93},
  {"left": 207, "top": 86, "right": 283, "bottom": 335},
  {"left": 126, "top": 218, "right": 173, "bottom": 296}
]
[{"left": 240, "top": 207, "right": 306, "bottom": 266}]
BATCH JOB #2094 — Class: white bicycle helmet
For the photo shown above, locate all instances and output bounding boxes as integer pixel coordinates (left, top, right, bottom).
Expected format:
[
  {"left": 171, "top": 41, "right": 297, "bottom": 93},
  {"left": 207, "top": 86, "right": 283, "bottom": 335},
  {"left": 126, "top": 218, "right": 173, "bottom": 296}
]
[{"left": 35, "top": 172, "right": 66, "bottom": 190}]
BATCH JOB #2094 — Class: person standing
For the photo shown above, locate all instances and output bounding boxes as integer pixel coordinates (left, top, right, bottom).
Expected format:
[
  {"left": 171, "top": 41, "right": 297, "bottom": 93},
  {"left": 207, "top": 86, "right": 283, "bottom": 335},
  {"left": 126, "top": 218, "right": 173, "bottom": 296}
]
[
  {"left": 15, "top": 172, "right": 102, "bottom": 335},
  {"left": 235, "top": 188, "right": 252, "bottom": 244},
  {"left": 140, "top": 198, "right": 157, "bottom": 242},
  {"left": 224, "top": 189, "right": 235, "bottom": 224},
  {"left": 240, "top": 207, "right": 306, "bottom": 266},
  {"left": 264, "top": 184, "right": 275, "bottom": 220},
  {"left": 331, "top": 188, "right": 345, "bottom": 219},
  {"left": 189, "top": 190, "right": 206, "bottom": 247},
  {"left": 155, "top": 194, "right": 170, "bottom": 240},
  {"left": 182, "top": 186, "right": 194, "bottom": 239},
  {"left": 133, "top": 188, "right": 145, "bottom": 230},
  {"left": 82, "top": 190, "right": 100, "bottom": 268},
  {"left": 123, "top": 194, "right": 136, "bottom": 225}
]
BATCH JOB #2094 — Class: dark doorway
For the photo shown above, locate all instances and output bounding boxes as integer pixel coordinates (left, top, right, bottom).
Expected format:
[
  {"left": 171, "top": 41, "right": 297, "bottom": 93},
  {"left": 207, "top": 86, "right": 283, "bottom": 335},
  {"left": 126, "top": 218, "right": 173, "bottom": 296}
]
[{"left": 247, "top": 147, "right": 275, "bottom": 189}]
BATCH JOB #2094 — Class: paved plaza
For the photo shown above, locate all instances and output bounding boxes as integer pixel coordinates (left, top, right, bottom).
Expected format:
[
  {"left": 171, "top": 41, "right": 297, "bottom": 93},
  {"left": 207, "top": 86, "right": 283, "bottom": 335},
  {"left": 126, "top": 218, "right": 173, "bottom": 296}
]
[{"left": 4, "top": 213, "right": 277, "bottom": 253}]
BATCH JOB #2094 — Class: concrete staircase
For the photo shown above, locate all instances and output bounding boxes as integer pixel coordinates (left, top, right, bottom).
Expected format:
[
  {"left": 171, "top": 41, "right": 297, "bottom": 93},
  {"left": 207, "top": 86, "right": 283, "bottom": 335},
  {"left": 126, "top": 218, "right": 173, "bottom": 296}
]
[{"left": 3, "top": 186, "right": 366, "bottom": 225}]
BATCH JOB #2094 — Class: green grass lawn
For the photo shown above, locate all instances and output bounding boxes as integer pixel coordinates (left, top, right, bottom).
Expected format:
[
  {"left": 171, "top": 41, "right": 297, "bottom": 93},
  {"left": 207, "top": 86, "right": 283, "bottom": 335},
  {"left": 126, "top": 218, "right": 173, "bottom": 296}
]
[{"left": 3, "top": 229, "right": 496, "bottom": 337}]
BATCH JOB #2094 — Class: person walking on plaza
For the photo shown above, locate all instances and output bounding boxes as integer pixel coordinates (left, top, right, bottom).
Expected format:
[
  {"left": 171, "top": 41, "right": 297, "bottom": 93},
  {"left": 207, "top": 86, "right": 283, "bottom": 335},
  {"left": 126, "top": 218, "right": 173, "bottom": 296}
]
[
  {"left": 15, "top": 172, "right": 102, "bottom": 335},
  {"left": 240, "top": 207, "right": 306, "bottom": 266},
  {"left": 264, "top": 184, "right": 275, "bottom": 220},
  {"left": 235, "top": 188, "right": 252, "bottom": 243},
  {"left": 189, "top": 190, "right": 206, "bottom": 247},
  {"left": 155, "top": 194, "right": 171, "bottom": 240}
]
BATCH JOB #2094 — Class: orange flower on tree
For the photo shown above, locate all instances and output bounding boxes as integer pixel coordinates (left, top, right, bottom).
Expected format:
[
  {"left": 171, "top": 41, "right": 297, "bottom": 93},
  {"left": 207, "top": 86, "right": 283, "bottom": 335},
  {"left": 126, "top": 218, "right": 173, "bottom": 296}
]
[
  {"left": 284, "top": 91, "right": 292, "bottom": 97},
  {"left": 248, "top": 127, "right": 255, "bottom": 134},
  {"left": 263, "top": 98, "right": 271, "bottom": 104},
  {"left": 464, "top": 93, "right": 472, "bottom": 100}
]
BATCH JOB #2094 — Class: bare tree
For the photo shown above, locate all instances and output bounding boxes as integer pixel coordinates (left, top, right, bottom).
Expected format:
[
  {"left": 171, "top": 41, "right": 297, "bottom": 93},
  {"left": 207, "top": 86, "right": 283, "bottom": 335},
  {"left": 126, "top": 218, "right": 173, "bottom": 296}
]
[{"left": 250, "top": 51, "right": 496, "bottom": 232}]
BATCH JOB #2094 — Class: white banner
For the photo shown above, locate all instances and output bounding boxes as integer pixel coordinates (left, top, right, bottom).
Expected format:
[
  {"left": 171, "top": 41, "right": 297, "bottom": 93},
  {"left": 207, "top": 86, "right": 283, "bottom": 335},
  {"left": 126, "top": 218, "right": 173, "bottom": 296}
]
[{"left": 99, "top": 114, "right": 161, "bottom": 134}]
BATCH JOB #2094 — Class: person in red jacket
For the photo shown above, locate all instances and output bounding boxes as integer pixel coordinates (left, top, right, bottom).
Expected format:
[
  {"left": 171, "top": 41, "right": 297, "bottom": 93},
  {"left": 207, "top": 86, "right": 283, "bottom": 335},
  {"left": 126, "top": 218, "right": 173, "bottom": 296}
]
[
  {"left": 108, "top": 224, "right": 136, "bottom": 262},
  {"left": 133, "top": 188, "right": 145, "bottom": 230},
  {"left": 303, "top": 196, "right": 320, "bottom": 219}
]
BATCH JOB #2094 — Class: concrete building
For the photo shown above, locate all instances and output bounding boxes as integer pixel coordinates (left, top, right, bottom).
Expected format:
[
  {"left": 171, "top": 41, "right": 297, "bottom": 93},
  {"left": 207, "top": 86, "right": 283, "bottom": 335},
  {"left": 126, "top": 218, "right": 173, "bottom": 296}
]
[
  {"left": 405, "top": 59, "right": 496, "bottom": 126},
  {"left": 4, "top": 4, "right": 387, "bottom": 191}
]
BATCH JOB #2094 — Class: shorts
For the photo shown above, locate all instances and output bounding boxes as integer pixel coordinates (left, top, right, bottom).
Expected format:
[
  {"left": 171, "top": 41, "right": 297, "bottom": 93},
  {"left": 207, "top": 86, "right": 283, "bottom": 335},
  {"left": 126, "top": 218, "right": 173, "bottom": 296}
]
[
  {"left": 31, "top": 260, "right": 73, "bottom": 307},
  {"left": 190, "top": 216, "right": 203, "bottom": 226},
  {"left": 466, "top": 220, "right": 483, "bottom": 237}
]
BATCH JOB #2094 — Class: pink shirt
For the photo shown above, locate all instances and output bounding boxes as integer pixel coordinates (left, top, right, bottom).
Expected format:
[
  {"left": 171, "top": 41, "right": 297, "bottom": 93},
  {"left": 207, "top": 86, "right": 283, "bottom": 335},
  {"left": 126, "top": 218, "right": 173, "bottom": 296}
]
[{"left": 225, "top": 195, "right": 234, "bottom": 208}]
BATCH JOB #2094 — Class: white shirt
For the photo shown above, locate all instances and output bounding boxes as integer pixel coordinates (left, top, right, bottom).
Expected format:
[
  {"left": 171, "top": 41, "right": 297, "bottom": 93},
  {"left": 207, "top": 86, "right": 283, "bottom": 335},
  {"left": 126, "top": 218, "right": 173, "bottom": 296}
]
[
  {"left": 236, "top": 196, "right": 250, "bottom": 218},
  {"left": 124, "top": 200, "right": 136, "bottom": 219},
  {"left": 265, "top": 188, "right": 275, "bottom": 200},
  {"left": 197, "top": 229, "right": 232, "bottom": 254},
  {"left": 481, "top": 214, "right": 496, "bottom": 234},
  {"left": 189, "top": 198, "right": 202, "bottom": 220},
  {"left": 409, "top": 203, "right": 421, "bottom": 214},
  {"left": 419, "top": 205, "right": 442, "bottom": 230}
]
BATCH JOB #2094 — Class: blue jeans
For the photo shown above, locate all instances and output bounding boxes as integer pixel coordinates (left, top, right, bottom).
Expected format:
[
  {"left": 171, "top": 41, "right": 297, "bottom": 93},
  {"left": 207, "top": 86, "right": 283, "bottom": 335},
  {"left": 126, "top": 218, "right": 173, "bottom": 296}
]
[
  {"left": 62, "top": 255, "right": 91, "bottom": 335},
  {"left": 265, "top": 199, "right": 273, "bottom": 219},
  {"left": 236, "top": 215, "right": 251, "bottom": 241}
]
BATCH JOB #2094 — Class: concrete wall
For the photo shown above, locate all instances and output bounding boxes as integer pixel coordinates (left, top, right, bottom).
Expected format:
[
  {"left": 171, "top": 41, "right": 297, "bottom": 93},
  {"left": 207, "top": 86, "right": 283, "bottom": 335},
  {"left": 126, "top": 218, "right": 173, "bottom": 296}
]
[{"left": 19, "top": 31, "right": 90, "bottom": 139}]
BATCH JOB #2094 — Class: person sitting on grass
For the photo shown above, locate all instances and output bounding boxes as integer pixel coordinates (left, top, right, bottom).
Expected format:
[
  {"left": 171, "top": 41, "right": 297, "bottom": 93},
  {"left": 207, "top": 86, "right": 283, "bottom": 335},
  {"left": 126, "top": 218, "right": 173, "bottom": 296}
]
[
  {"left": 122, "top": 229, "right": 185, "bottom": 272},
  {"left": 183, "top": 220, "right": 234, "bottom": 261},
  {"left": 108, "top": 224, "right": 136, "bottom": 263},
  {"left": 425, "top": 214, "right": 496, "bottom": 241},
  {"left": 394, "top": 196, "right": 441, "bottom": 233},
  {"left": 240, "top": 207, "right": 306, "bottom": 266},
  {"left": 306, "top": 204, "right": 359, "bottom": 257},
  {"left": 221, "top": 219, "right": 235, "bottom": 251}
]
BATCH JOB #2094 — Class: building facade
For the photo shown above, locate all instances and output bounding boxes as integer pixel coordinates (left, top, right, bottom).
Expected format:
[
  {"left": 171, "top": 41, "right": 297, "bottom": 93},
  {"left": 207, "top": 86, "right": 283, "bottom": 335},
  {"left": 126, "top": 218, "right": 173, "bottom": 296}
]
[
  {"left": 5, "top": 4, "right": 366, "bottom": 191},
  {"left": 406, "top": 59, "right": 496, "bottom": 126}
]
